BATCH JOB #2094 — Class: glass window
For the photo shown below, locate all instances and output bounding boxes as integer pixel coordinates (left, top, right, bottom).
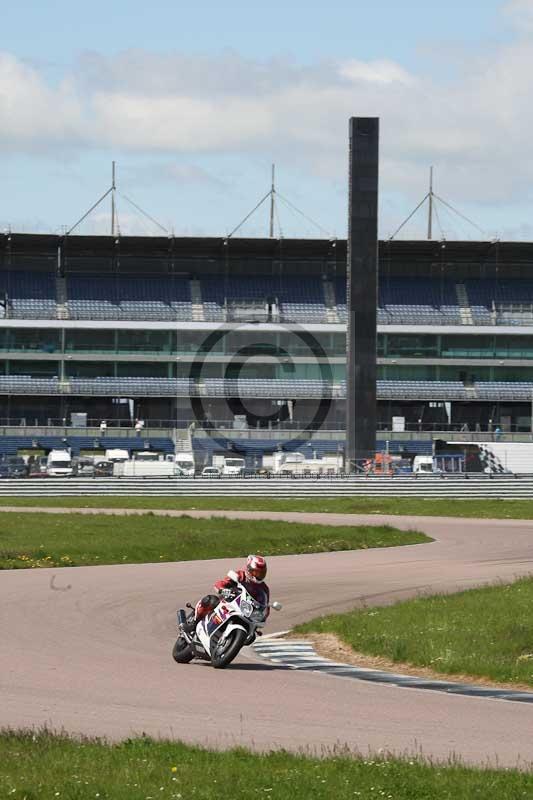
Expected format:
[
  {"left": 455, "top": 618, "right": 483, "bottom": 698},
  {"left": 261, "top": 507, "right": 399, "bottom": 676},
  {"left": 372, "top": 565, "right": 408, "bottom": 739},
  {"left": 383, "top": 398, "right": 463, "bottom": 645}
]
[
  {"left": 66, "top": 330, "right": 115, "bottom": 353},
  {"left": 116, "top": 362, "right": 168, "bottom": 377},
  {"left": 7, "top": 329, "right": 61, "bottom": 353},
  {"left": 379, "top": 365, "right": 437, "bottom": 380},
  {"left": 386, "top": 335, "right": 439, "bottom": 358},
  {"left": 65, "top": 361, "right": 113, "bottom": 378},
  {"left": 9, "top": 360, "right": 59, "bottom": 377},
  {"left": 441, "top": 335, "right": 493, "bottom": 359},
  {"left": 117, "top": 330, "right": 171, "bottom": 354},
  {"left": 179, "top": 330, "right": 223, "bottom": 355},
  {"left": 494, "top": 366, "right": 533, "bottom": 381}
]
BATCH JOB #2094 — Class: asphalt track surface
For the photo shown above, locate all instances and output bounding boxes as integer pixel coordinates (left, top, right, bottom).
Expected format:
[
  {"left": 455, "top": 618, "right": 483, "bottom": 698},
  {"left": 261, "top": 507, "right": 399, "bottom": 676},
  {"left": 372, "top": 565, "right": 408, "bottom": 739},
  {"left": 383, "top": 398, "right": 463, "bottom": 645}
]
[{"left": 2, "top": 509, "right": 533, "bottom": 767}]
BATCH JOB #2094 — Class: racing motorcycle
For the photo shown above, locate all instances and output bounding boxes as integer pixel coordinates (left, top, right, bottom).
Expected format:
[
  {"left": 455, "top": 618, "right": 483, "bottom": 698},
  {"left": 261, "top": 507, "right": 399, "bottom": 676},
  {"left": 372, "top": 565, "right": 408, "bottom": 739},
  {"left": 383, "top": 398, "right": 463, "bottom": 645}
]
[{"left": 172, "top": 570, "right": 282, "bottom": 669}]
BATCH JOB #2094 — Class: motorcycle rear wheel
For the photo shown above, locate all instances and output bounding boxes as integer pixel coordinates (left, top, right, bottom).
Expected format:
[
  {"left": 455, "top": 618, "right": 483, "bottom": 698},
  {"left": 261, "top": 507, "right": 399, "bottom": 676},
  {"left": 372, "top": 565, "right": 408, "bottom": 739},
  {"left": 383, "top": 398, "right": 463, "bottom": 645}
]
[
  {"left": 172, "top": 636, "right": 194, "bottom": 664},
  {"left": 211, "top": 628, "right": 247, "bottom": 669}
]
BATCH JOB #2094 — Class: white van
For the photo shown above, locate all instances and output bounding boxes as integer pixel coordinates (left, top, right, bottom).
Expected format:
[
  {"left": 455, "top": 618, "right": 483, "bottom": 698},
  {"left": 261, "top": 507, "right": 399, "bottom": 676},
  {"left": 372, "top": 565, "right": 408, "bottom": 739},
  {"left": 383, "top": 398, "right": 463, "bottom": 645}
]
[
  {"left": 47, "top": 449, "right": 73, "bottom": 477},
  {"left": 413, "top": 455, "right": 439, "bottom": 475},
  {"left": 132, "top": 451, "right": 160, "bottom": 462},
  {"left": 212, "top": 455, "right": 245, "bottom": 476},
  {"left": 173, "top": 453, "right": 195, "bottom": 477},
  {"left": 105, "top": 448, "right": 130, "bottom": 463}
]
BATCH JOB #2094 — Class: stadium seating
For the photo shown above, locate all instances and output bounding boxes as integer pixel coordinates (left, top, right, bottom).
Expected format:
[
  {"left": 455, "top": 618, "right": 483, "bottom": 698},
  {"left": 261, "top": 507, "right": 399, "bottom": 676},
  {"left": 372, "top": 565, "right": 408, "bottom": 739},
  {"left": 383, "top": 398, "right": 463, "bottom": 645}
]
[
  {"left": 67, "top": 275, "right": 192, "bottom": 320},
  {"left": 335, "top": 277, "right": 462, "bottom": 325},
  {"left": 376, "top": 380, "right": 467, "bottom": 400},
  {"left": 465, "top": 280, "right": 533, "bottom": 325},
  {"left": 204, "top": 378, "right": 340, "bottom": 398},
  {"left": 0, "top": 376, "right": 478, "bottom": 400},
  {"left": 0, "top": 376, "right": 59, "bottom": 393},
  {"left": 3, "top": 269, "right": 533, "bottom": 327},
  {"left": 199, "top": 277, "right": 328, "bottom": 323},
  {"left": 69, "top": 377, "right": 198, "bottom": 396},
  {"left": 475, "top": 381, "right": 533, "bottom": 401},
  {"left": 0, "top": 271, "right": 56, "bottom": 319}
]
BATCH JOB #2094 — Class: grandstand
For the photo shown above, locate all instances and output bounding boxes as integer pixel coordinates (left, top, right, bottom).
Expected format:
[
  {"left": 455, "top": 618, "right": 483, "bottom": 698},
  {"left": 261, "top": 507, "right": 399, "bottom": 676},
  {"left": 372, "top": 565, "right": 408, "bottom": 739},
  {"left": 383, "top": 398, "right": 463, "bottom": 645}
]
[{"left": 1, "top": 233, "right": 533, "bottom": 463}]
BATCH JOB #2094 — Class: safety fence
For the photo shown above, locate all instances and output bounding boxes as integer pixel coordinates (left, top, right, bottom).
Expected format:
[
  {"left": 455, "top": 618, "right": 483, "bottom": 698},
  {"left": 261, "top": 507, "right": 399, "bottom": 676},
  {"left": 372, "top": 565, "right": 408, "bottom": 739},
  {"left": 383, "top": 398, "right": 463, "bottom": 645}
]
[{"left": 0, "top": 475, "right": 532, "bottom": 497}]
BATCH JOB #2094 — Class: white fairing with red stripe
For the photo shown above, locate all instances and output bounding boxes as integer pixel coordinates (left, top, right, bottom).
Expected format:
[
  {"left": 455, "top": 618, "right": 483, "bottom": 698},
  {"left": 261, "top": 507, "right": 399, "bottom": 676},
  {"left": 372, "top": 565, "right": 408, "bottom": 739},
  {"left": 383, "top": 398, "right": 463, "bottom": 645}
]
[
  {"left": 175, "top": 576, "right": 282, "bottom": 669},
  {"left": 193, "top": 580, "right": 269, "bottom": 660}
]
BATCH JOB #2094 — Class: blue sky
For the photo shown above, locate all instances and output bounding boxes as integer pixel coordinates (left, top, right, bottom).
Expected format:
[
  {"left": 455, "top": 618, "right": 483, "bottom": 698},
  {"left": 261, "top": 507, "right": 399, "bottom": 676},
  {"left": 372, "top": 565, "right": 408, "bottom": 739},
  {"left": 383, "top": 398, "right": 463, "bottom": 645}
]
[
  {"left": 5, "top": 0, "right": 505, "bottom": 66},
  {"left": 2, "top": 0, "right": 533, "bottom": 240}
]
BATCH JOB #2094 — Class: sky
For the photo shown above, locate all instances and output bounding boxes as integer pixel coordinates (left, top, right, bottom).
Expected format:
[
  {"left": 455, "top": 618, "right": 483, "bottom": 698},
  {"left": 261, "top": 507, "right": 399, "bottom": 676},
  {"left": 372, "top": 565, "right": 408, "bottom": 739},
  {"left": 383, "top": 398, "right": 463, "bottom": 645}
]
[{"left": 2, "top": 0, "right": 533, "bottom": 240}]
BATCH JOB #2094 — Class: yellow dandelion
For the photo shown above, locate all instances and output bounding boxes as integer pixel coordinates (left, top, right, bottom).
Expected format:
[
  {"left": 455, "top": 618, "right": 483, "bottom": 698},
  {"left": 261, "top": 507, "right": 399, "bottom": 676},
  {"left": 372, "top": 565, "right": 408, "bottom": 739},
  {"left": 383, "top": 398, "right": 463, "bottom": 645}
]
[{"left": 171, "top": 766, "right": 177, "bottom": 773}]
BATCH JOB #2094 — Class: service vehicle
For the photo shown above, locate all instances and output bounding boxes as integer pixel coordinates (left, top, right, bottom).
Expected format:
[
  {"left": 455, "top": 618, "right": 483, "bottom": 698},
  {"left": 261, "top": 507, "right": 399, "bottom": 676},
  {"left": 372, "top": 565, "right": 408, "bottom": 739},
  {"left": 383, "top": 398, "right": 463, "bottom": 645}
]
[
  {"left": 75, "top": 456, "right": 95, "bottom": 477},
  {"left": 105, "top": 449, "right": 129, "bottom": 463},
  {"left": 413, "top": 455, "right": 441, "bottom": 475},
  {"left": 173, "top": 452, "right": 195, "bottom": 477},
  {"left": 114, "top": 458, "right": 177, "bottom": 477},
  {"left": 132, "top": 451, "right": 160, "bottom": 462},
  {"left": 46, "top": 449, "right": 73, "bottom": 477},
  {"left": 265, "top": 450, "right": 343, "bottom": 476},
  {"left": 2, "top": 455, "right": 29, "bottom": 478},
  {"left": 212, "top": 454, "right": 245, "bottom": 476},
  {"left": 28, "top": 456, "right": 48, "bottom": 478},
  {"left": 201, "top": 466, "right": 221, "bottom": 478},
  {"left": 94, "top": 459, "right": 114, "bottom": 477}
]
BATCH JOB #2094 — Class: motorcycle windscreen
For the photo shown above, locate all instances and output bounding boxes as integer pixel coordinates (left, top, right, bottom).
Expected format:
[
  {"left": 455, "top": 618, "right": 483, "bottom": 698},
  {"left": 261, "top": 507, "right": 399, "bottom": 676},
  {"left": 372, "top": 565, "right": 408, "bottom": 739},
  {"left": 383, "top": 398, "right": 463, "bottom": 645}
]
[{"left": 247, "top": 585, "right": 268, "bottom": 607}]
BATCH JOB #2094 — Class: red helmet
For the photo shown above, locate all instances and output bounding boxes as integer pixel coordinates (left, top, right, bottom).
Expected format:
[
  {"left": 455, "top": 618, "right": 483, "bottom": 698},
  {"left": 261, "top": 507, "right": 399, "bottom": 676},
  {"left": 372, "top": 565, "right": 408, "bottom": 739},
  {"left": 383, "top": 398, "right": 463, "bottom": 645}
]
[{"left": 245, "top": 554, "right": 267, "bottom": 583}]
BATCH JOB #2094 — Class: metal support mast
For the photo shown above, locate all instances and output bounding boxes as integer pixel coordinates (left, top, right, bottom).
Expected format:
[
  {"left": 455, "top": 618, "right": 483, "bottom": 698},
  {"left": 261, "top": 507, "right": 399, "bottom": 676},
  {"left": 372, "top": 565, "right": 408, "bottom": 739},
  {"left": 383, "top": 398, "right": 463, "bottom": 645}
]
[
  {"left": 111, "top": 161, "right": 116, "bottom": 237},
  {"left": 346, "top": 117, "right": 379, "bottom": 470},
  {"left": 269, "top": 164, "right": 275, "bottom": 238},
  {"left": 427, "top": 166, "right": 434, "bottom": 240}
]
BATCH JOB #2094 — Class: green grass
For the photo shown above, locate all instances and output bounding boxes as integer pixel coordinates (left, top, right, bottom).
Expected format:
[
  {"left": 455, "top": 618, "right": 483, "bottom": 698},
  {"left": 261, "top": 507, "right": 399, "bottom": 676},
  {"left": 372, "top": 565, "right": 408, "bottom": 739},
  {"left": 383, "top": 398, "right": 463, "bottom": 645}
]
[
  {"left": 1, "top": 730, "right": 533, "bottom": 800},
  {"left": 297, "top": 576, "right": 533, "bottom": 687},
  {"left": 2, "top": 495, "right": 533, "bottom": 519},
  {"left": 0, "top": 512, "right": 428, "bottom": 569}
]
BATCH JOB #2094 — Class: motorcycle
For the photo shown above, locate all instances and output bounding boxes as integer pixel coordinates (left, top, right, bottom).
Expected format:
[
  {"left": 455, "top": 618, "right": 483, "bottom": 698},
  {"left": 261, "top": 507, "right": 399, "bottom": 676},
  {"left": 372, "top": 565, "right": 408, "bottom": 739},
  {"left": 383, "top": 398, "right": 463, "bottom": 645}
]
[{"left": 172, "top": 570, "right": 282, "bottom": 669}]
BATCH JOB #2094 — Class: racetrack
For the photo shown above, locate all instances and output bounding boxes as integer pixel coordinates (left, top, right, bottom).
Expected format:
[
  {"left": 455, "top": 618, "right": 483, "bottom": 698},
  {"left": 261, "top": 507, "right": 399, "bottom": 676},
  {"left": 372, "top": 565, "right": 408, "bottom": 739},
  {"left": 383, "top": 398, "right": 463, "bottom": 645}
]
[{"left": 2, "top": 511, "right": 533, "bottom": 767}]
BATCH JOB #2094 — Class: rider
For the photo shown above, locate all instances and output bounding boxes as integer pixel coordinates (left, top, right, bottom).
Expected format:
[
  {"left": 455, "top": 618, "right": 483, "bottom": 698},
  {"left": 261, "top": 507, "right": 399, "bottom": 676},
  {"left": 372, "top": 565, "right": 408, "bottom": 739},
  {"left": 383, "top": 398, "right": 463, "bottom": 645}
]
[{"left": 182, "top": 555, "right": 269, "bottom": 633}]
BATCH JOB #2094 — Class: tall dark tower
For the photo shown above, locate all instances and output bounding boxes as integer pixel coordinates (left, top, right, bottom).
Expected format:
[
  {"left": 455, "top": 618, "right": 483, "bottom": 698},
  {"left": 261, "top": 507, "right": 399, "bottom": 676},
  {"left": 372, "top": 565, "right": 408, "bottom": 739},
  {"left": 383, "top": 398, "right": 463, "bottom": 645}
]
[{"left": 346, "top": 117, "right": 379, "bottom": 470}]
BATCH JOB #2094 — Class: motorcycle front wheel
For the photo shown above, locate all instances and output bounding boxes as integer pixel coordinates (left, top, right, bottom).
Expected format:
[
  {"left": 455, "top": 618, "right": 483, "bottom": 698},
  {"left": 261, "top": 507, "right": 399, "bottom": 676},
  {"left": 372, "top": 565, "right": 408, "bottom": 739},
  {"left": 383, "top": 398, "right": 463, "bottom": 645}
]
[
  {"left": 172, "top": 636, "right": 194, "bottom": 664},
  {"left": 211, "top": 628, "right": 247, "bottom": 669}
]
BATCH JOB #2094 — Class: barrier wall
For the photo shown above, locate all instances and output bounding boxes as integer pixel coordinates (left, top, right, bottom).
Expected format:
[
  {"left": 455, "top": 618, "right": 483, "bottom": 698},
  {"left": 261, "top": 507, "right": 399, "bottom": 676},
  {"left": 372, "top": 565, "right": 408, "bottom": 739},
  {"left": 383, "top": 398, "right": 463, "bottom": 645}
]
[{"left": 0, "top": 475, "right": 530, "bottom": 498}]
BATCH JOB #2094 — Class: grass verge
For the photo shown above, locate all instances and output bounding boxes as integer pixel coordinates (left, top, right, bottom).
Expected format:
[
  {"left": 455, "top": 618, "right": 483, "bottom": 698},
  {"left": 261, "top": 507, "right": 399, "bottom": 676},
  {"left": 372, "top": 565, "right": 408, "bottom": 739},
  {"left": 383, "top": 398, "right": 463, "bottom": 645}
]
[
  {"left": 0, "top": 512, "right": 427, "bottom": 569},
  {"left": 296, "top": 576, "right": 533, "bottom": 687},
  {"left": 1, "top": 730, "right": 533, "bottom": 800},
  {"left": 1, "top": 495, "right": 533, "bottom": 519}
]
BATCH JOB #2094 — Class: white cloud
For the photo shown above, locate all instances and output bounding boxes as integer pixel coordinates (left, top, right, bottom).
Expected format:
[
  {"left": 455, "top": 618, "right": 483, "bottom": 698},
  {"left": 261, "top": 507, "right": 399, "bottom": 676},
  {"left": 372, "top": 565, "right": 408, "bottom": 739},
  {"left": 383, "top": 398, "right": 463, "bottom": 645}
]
[
  {"left": 339, "top": 59, "right": 414, "bottom": 85},
  {"left": 0, "top": 53, "right": 83, "bottom": 150},
  {"left": 123, "top": 161, "right": 226, "bottom": 190},
  {"left": 2, "top": 1, "right": 533, "bottom": 223},
  {"left": 503, "top": 0, "right": 533, "bottom": 31}
]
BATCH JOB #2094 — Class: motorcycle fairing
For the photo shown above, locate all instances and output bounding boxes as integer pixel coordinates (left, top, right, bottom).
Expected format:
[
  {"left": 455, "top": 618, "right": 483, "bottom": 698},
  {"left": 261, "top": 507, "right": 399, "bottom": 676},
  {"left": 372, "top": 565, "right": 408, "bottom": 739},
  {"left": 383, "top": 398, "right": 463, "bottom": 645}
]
[
  {"left": 205, "top": 603, "right": 231, "bottom": 636},
  {"left": 197, "top": 600, "right": 248, "bottom": 655},
  {"left": 196, "top": 603, "right": 231, "bottom": 654}
]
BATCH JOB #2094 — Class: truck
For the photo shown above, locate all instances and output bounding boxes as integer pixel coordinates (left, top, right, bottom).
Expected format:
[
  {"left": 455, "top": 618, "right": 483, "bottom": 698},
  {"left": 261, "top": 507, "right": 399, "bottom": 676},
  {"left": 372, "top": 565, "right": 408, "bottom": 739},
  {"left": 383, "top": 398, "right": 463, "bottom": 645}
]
[
  {"left": 412, "top": 455, "right": 442, "bottom": 475},
  {"left": 131, "top": 451, "right": 160, "bottom": 462},
  {"left": 168, "top": 452, "right": 195, "bottom": 477},
  {"left": 212, "top": 454, "right": 245, "bottom": 476},
  {"left": 47, "top": 449, "right": 73, "bottom": 477},
  {"left": 114, "top": 458, "right": 177, "bottom": 477},
  {"left": 265, "top": 450, "right": 343, "bottom": 476},
  {"left": 105, "top": 448, "right": 130, "bottom": 463}
]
